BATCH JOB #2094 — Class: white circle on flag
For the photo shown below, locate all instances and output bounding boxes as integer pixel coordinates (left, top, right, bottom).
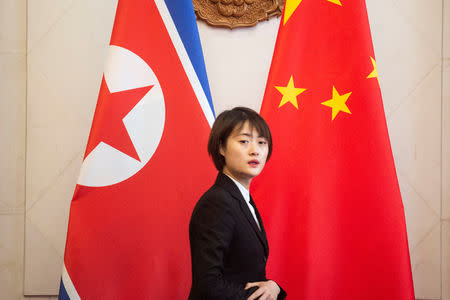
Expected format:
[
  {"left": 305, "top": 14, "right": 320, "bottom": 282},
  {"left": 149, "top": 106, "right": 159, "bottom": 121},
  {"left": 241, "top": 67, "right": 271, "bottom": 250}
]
[{"left": 77, "top": 45, "right": 165, "bottom": 187}]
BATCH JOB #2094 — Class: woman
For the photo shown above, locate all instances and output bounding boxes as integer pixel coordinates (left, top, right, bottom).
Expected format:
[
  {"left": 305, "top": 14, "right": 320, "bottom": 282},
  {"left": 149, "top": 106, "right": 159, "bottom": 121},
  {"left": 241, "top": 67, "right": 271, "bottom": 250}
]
[{"left": 189, "top": 107, "right": 286, "bottom": 300}]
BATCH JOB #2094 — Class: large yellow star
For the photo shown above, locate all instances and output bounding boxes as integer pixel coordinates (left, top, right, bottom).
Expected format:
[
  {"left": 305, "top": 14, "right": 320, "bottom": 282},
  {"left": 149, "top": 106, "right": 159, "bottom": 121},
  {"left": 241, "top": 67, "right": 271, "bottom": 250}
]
[
  {"left": 321, "top": 86, "right": 352, "bottom": 120},
  {"left": 367, "top": 56, "right": 379, "bottom": 81},
  {"left": 327, "top": 0, "right": 342, "bottom": 6},
  {"left": 275, "top": 76, "right": 306, "bottom": 109},
  {"left": 283, "top": 0, "right": 303, "bottom": 25},
  {"left": 284, "top": 0, "right": 341, "bottom": 25}
]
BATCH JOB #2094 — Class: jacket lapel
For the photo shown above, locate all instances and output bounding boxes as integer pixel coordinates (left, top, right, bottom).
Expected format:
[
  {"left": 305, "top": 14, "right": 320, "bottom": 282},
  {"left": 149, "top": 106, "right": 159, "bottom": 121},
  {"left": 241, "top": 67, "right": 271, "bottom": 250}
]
[
  {"left": 215, "top": 173, "right": 269, "bottom": 256},
  {"left": 249, "top": 195, "right": 269, "bottom": 254}
]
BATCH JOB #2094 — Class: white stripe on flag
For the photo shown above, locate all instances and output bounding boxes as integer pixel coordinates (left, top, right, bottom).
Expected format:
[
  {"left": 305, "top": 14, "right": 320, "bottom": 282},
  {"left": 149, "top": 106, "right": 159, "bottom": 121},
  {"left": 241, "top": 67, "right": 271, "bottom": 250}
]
[
  {"left": 154, "top": 0, "right": 215, "bottom": 127},
  {"left": 62, "top": 264, "right": 81, "bottom": 300}
]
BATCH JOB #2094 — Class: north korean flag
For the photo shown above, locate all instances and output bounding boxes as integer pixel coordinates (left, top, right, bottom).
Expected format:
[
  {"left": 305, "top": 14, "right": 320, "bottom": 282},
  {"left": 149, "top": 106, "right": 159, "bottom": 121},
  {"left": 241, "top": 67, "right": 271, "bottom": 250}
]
[{"left": 58, "top": 0, "right": 216, "bottom": 299}]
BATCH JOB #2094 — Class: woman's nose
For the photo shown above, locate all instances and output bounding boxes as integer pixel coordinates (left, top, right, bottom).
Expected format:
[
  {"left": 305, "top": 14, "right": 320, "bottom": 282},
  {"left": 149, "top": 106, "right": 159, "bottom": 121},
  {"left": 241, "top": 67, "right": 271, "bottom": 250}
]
[{"left": 249, "top": 142, "right": 259, "bottom": 156}]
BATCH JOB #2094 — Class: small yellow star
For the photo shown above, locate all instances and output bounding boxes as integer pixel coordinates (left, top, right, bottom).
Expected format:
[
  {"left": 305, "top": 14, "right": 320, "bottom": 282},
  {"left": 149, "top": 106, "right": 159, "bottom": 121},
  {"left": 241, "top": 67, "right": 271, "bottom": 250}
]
[
  {"left": 321, "top": 86, "right": 352, "bottom": 120},
  {"left": 367, "top": 56, "right": 379, "bottom": 82},
  {"left": 283, "top": 0, "right": 303, "bottom": 25},
  {"left": 327, "top": 0, "right": 342, "bottom": 6},
  {"left": 275, "top": 76, "right": 306, "bottom": 109}
]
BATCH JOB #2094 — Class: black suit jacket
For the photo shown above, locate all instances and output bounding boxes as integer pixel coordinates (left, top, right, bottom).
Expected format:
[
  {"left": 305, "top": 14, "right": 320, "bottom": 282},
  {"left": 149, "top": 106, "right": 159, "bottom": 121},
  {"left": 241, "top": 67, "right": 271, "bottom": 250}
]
[{"left": 188, "top": 172, "right": 286, "bottom": 300}]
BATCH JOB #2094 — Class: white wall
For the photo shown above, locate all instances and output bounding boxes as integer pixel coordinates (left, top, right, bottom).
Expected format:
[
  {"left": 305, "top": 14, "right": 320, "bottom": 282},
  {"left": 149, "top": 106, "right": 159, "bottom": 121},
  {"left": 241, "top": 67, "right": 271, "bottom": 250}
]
[
  {"left": 0, "top": 0, "right": 27, "bottom": 299},
  {"left": 0, "top": 0, "right": 449, "bottom": 299}
]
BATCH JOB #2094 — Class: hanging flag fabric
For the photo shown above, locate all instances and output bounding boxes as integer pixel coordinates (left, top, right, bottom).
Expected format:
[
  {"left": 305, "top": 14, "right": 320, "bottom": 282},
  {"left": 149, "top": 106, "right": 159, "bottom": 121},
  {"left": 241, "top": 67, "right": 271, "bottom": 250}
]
[
  {"left": 58, "top": 0, "right": 216, "bottom": 298},
  {"left": 252, "top": 0, "right": 415, "bottom": 299}
]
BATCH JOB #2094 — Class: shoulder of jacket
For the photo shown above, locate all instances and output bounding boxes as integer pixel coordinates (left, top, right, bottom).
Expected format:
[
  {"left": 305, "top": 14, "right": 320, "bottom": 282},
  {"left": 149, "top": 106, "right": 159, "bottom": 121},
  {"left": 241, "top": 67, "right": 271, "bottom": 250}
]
[
  {"left": 190, "top": 185, "right": 237, "bottom": 227},
  {"left": 198, "top": 185, "right": 234, "bottom": 206}
]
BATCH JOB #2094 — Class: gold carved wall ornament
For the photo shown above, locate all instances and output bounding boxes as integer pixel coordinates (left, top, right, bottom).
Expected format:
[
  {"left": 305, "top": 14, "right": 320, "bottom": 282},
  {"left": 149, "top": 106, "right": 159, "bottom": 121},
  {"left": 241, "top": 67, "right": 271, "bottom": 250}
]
[{"left": 193, "top": 0, "right": 285, "bottom": 29}]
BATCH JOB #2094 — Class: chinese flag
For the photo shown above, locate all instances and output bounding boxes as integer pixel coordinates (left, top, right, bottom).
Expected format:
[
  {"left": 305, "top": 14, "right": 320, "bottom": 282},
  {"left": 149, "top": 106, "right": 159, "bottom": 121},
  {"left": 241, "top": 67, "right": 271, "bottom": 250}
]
[
  {"left": 252, "top": 0, "right": 415, "bottom": 299},
  {"left": 58, "top": 0, "right": 216, "bottom": 299}
]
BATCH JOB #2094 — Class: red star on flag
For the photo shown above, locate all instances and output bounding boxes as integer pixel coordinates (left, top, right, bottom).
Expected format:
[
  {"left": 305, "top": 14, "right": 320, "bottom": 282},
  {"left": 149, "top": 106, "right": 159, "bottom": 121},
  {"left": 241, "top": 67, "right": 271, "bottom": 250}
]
[{"left": 84, "top": 76, "right": 153, "bottom": 161}]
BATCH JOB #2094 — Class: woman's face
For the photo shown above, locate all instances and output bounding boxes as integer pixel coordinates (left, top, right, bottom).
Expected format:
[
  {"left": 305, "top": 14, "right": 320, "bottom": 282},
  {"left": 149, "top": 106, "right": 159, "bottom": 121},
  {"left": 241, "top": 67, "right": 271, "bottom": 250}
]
[{"left": 220, "top": 121, "right": 269, "bottom": 187}]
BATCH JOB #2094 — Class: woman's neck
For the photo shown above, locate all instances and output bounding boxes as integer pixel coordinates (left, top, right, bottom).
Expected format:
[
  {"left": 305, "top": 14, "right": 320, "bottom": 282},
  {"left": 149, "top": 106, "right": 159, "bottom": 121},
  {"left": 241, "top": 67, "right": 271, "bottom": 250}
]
[{"left": 222, "top": 168, "right": 251, "bottom": 190}]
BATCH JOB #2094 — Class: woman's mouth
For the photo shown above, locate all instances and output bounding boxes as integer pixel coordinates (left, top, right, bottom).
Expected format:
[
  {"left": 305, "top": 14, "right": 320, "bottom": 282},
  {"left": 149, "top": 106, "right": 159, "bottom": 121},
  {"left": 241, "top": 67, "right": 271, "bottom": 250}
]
[{"left": 248, "top": 160, "right": 260, "bottom": 167}]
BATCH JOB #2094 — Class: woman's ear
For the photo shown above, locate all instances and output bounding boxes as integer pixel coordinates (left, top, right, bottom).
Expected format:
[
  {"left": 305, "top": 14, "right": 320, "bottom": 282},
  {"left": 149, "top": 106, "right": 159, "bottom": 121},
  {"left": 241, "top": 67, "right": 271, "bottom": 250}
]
[{"left": 219, "top": 143, "right": 225, "bottom": 156}]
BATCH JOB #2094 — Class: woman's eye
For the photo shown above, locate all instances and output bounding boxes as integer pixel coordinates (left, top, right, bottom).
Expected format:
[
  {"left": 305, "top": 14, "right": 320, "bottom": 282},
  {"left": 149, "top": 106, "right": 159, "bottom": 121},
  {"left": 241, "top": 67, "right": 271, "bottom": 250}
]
[
  {"left": 239, "top": 140, "right": 249, "bottom": 144},
  {"left": 259, "top": 140, "right": 267, "bottom": 145}
]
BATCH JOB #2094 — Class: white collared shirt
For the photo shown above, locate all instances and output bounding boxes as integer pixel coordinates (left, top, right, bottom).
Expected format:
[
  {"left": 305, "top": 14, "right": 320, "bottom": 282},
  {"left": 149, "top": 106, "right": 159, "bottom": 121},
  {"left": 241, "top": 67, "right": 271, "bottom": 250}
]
[{"left": 225, "top": 174, "right": 261, "bottom": 231}]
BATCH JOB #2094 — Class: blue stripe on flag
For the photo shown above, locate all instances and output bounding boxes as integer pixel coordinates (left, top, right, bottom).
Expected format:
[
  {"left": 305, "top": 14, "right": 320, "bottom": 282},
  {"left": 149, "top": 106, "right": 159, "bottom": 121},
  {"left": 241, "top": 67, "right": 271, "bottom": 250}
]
[
  {"left": 58, "top": 279, "right": 70, "bottom": 300},
  {"left": 164, "top": 0, "right": 215, "bottom": 116}
]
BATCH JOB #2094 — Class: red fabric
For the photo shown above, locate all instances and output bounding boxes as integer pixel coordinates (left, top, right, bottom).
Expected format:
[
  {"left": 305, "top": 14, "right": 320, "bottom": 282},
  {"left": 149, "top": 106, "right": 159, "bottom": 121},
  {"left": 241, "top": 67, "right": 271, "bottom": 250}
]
[
  {"left": 252, "top": 1, "right": 415, "bottom": 299},
  {"left": 63, "top": 1, "right": 215, "bottom": 299}
]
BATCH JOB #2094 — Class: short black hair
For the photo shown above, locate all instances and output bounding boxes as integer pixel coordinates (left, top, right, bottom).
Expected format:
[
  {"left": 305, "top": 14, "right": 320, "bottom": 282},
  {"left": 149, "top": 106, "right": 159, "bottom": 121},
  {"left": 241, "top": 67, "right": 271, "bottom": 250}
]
[{"left": 207, "top": 107, "right": 272, "bottom": 171}]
